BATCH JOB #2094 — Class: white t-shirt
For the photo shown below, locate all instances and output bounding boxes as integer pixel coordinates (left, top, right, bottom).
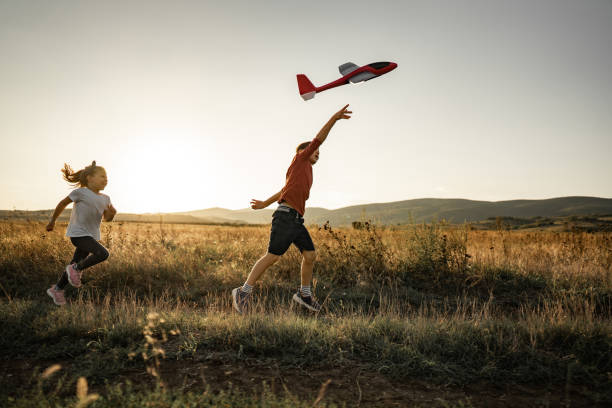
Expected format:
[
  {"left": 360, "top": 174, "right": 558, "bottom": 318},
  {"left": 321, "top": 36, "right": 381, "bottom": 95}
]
[{"left": 66, "top": 187, "right": 111, "bottom": 240}]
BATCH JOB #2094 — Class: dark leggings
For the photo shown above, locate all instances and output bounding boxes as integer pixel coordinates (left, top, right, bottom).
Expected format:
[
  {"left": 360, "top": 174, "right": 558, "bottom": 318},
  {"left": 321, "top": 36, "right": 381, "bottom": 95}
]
[{"left": 56, "top": 236, "right": 109, "bottom": 289}]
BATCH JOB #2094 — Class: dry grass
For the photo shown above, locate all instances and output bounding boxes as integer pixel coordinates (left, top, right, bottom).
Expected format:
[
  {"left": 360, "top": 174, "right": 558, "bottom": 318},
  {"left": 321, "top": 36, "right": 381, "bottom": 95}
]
[{"left": 0, "top": 220, "right": 610, "bottom": 406}]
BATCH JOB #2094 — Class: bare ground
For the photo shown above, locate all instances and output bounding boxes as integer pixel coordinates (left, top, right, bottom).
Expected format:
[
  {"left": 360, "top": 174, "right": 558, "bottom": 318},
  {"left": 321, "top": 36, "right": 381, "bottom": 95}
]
[{"left": 1, "top": 358, "right": 603, "bottom": 407}]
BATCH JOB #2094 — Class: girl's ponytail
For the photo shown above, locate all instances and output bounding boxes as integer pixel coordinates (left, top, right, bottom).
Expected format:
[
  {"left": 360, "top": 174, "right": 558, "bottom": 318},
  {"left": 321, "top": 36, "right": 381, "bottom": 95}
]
[{"left": 61, "top": 161, "right": 101, "bottom": 187}]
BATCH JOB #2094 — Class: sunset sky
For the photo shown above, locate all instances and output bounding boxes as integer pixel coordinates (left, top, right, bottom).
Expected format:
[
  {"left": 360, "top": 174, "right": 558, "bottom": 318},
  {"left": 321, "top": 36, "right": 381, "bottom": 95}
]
[{"left": 1, "top": 0, "right": 611, "bottom": 213}]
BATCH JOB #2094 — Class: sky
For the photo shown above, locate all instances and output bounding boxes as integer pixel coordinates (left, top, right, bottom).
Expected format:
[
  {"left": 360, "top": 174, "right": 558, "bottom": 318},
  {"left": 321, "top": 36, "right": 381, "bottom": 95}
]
[{"left": 1, "top": 0, "right": 611, "bottom": 213}]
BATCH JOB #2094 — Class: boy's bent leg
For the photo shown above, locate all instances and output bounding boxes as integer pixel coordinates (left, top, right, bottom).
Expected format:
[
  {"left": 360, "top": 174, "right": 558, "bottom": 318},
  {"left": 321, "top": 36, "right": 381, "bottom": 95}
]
[
  {"left": 293, "top": 258, "right": 321, "bottom": 311},
  {"left": 294, "top": 224, "right": 316, "bottom": 287},
  {"left": 300, "top": 250, "right": 316, "bottom": 287},
  {"left": 293, "top": 237, "right": 321, "bottom": 312},
  {"left": 245, "top": 252, "right": 280, "bottom": 287},
  {"left": 294, "top": 249, "right": 321, "bottom": 312}
]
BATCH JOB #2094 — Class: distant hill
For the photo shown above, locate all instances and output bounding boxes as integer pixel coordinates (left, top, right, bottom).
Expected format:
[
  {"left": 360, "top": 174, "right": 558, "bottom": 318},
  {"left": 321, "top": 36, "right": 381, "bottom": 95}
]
[
  {"left": 184, "top": 196, "right": 612, "bottom": 226},
  {"left": 3, "top": 196, "right": 611, "bottom": 227},
  {"left": 114, "top": 213, "right": 241, "bottom": 225},
  {"left": 0, "top": 209, "right": 238, "bottom": 225}
]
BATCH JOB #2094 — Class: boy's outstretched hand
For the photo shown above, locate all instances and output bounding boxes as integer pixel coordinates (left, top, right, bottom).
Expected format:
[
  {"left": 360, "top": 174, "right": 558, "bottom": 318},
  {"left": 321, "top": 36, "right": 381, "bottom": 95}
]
[
  {"left": 315, "top": 104, "right": 353, "bottom": 144},
  {"left": 250, "top": 199, "right": 266, "bottom": 210},
  {"left": 333, "top": 104, "right": 352, "bottom": 121}
]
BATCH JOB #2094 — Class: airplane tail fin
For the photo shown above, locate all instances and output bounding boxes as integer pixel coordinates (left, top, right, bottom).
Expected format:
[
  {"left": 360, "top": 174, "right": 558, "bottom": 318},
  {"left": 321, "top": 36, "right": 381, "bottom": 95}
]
[{"left": 296, "top": 74, "right": 316, "bottom": 100}]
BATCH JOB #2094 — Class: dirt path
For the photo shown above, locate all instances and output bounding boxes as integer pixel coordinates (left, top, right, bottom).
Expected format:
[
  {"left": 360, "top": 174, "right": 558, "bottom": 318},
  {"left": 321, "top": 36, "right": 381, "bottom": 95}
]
[
  {"left": 2, "top": 359, "right": 602, "bottom": 407},
  {"left": 163, "top": 359, "right": 599, "bottom": 407}
]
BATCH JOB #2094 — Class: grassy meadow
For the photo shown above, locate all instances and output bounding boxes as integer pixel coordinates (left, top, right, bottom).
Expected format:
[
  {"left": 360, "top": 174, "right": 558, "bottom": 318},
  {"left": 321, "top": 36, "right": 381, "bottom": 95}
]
[{"left": 0, "top": 220, "right": 610, "bottom": 407}]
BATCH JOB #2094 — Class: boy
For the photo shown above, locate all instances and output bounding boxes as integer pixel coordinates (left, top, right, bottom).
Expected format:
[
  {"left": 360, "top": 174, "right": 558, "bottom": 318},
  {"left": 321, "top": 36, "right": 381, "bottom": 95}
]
[{"left": 232, "top": 104, "right": 352, "bottom": 313}]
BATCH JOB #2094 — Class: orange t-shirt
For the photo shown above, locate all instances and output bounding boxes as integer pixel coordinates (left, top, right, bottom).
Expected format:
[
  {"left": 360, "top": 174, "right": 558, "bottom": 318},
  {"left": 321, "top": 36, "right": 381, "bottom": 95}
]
[{"left": 278, "top": 137, "right": 322, "bottom": 216}]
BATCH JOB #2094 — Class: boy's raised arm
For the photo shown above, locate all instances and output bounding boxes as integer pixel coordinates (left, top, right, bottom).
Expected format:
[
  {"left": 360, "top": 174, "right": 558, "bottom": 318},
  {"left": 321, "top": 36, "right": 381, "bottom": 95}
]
[{"left": 315, "top": 104, "right": 352, "bottom": 145}]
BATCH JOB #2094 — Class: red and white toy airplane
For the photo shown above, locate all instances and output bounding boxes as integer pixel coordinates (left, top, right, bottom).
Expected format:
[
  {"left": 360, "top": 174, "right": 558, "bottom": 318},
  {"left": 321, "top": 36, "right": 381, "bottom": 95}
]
[{"left": 297, "top": 61, "right": 398, "bottom": 100}]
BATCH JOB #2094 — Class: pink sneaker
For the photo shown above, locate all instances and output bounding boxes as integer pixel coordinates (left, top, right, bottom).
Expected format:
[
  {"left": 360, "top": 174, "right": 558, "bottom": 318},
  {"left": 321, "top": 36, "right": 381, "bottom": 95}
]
[
  {"left": 66, "top": 263, "right": 82, "bottom": 288},
  {"left": 47, "top": 286, "right": 66, "bottom": 305}
]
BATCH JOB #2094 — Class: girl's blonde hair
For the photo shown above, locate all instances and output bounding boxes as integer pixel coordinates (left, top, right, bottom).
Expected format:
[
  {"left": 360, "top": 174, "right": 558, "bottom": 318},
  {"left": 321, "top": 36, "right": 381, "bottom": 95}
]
[{"left": 61, "top": 161, "right": 104, "bottom": 187}]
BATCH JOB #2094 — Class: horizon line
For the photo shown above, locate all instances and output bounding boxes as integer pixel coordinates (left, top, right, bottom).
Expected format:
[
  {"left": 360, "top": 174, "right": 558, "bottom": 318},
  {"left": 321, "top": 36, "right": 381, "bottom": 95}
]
[{"left": 3, "top": 195, "right": 611, "bottom": 214}]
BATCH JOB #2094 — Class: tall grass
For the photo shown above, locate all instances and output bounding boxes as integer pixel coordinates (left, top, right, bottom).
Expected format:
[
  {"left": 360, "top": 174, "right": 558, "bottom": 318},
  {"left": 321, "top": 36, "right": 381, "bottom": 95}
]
[{"left": 0, "top": 220, "right": 610, "bottom": 406}]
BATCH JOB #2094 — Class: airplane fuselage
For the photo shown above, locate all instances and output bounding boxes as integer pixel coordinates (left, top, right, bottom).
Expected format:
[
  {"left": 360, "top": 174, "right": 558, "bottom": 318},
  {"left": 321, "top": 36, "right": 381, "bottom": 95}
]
[{"left": 316, "top": 61, "right": 398, "bottom": 93}]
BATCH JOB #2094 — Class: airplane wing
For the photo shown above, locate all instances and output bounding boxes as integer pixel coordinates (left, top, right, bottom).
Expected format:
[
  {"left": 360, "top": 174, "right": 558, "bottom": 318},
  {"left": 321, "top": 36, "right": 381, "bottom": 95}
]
[
  {"left": 338, "top": 62, "right": 359, "bottom": 76},
  {"left": 348, "top": 72, "right": 377, "bottom": 83},
  {"left": 339, "top": 62, "right": 377, "bottom": 83}
]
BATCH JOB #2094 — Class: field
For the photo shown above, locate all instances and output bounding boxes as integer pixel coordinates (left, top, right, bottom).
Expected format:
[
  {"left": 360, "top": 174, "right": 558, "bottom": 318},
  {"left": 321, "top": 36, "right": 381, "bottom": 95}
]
[{"left": 0, "top": 220, "right": 610, "bottom": 407}]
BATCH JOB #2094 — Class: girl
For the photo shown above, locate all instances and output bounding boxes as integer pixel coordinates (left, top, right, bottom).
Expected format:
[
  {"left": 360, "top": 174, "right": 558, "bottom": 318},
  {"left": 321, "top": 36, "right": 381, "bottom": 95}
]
[{"left": 46, "top": 161, "right": 116, "bottom": 305}]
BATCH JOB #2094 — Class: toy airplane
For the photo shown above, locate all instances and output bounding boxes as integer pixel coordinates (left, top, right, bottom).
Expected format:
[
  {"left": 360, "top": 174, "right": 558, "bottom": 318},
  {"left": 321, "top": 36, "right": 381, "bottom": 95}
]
[{"left": 297, "top": 61, "right": 398, "bottom": 100}]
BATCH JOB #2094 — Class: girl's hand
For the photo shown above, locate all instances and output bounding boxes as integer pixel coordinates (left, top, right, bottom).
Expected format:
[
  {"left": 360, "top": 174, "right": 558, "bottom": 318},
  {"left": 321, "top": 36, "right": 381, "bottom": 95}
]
[
  {"left": 250, "top": 199, "right": 266, "bottom": 210},
  {"left": 106, "top": 204, "right": 117, "bottom": 215},
  {"left": 104, "top": 204, "right": 117, "bottom": 221},
  {"left": 46, "top": 221, "right": 55, "bottom": 231}
]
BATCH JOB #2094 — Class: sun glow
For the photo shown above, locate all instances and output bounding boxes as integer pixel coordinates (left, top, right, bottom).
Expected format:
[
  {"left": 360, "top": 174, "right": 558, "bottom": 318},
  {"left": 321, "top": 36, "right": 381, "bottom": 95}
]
[{"left": 106, "top": 132, "right": 222, "bottom": 214}]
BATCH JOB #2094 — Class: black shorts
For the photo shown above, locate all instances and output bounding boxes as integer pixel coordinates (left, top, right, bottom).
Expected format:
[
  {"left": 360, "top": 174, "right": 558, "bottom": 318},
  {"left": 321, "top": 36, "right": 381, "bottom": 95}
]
[{"left": 267, "top": 206, "right": 315, "bottom": 255}]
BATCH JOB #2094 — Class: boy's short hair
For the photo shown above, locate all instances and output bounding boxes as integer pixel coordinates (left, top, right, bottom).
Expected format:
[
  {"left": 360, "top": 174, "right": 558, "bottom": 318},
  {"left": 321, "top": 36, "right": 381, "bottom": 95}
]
[{"left": 296, "top": 141, "right": 311, "bottom": 153}]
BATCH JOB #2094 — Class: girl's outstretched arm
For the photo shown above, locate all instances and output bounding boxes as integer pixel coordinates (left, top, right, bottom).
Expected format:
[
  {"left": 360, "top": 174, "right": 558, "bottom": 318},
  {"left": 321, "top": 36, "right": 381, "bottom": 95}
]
[
  {"left": 46, "top": 196, "right": 72, "bottom": 231},
  {"left": 250, "top": 190, "right": 283, "bottom": 210}
]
